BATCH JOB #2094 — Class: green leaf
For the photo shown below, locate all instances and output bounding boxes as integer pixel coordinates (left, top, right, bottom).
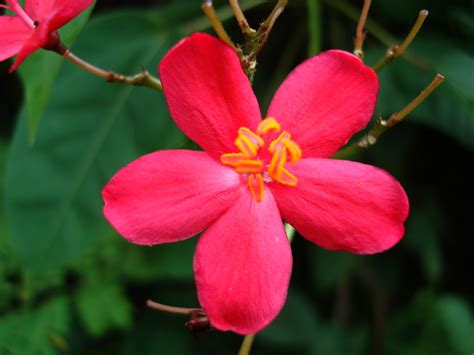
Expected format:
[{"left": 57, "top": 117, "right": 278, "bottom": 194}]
[
  {"left": 310, "top": 248, "right": 359, "bottom": 291},
  {"left": 436, "top": 295, "right": 474, "bottom": 353},
  {"left": 0, "top": 296, "right": 70, "bottom": 355},
  {"left": 75, "top": 282, "right": 131, "bottom": 337},
  {"left": 18, "top": 4, "right": 95, "bottom": 141}
]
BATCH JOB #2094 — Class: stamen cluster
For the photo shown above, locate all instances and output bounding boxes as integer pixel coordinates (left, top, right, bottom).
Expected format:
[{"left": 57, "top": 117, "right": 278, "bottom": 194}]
[{"left": 221, "top": 117, "right": 302, "bottom": 202}]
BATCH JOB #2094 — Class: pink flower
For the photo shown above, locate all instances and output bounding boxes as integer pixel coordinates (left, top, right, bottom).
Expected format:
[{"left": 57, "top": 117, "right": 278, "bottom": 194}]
[
  {"left": 0, "top": 0, "right": 93, "bottom": 72},
  {"left": 102, "top": 33, "right": 409, "bottom": 334}
]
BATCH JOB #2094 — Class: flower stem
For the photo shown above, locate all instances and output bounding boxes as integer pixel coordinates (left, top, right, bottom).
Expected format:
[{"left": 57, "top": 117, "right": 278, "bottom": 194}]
[
  {"left": 201, "top": 0, "right": 236, "bottom": 49},
  {"left": 372, "top": 10, "right": 429, "bottom": 72},
  {"left": 353, "top": 0, "right": 372, "bottom": 59},
  {"left": 146, "top": 299, "right": 200, "bottom": 315},
  {"left": 61, "top": 49, "right": 163, "bottom": 91},
  {"left": 229, "top": 0, "right": 256, "bottom": 36},
  {"left": 238, "top": 333, "right": 256, "bottom": 355},
  {"left": 334, "top": 74, "right": 445, "bottom": 159}
]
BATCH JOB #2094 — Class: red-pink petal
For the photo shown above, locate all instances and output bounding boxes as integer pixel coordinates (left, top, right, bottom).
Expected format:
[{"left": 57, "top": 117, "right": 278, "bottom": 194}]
[
  {"left": 159, "top": 33, "right": 261, "bottom": 160},
  {"left": 0, "top": 16, "right": 32, "bottom": 61},
  {"left": 46, "top": 0, "right": 94, "bottom": 31},
  {"left": 267, "top": 50, "right": 379, "bottom": 158},
  {"left": 103, "top": 150, "right": 243, "bottom": 245},
  {"left": 24, "top": 0, "right": 54, "bottom": 21},
  {"left": 8, "top": 23, "right": 49, "bottom": 72},
  {"left": 270, "top": 158, "right": 409, "bottom": 254},
  {"left": 194, "top": 189, "right": 292, "bottom": 334}
]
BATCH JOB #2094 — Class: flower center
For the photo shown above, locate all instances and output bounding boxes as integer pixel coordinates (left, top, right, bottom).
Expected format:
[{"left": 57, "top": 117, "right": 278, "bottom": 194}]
[
  {"left": 2, "top": 0, "right": 36, "bottom": 29},
  {"left": 221, "top": 117, "right": 302, "bottom": 203}
]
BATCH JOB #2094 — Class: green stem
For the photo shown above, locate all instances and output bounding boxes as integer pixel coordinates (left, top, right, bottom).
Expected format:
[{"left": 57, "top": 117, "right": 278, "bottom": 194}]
[
  {"left": 353, "top": 0, "right": 372, "bottom": 58},
  {"left": 238, "top": 333, "right": 256, "bottom": 355},
  {"left": 334, "top": 74, "right": 445, "bottom": 159},
  {"left": 201, "top": 0, "right": 236, "bottom": 49},
  {"left": 373, "top": 10, "right": 429, "bottom": 72}
]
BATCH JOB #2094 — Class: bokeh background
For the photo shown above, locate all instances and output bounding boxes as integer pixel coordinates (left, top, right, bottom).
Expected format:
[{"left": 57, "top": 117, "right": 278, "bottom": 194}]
[{"left": 1, "top": 0, "right": 473, "bottom": 354}]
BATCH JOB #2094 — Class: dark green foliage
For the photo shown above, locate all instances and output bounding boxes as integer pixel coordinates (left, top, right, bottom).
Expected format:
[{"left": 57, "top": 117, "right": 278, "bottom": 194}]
[{"left": 1, "top": 0, "right": 473, "bottom": 354}]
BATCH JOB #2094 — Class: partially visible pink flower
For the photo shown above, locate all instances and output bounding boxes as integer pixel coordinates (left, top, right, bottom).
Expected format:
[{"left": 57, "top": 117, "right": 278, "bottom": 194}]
[
  {"left": 0, "top": 0, "right": 93, "bottom": 72},
  {"left": 102, "top": 33, "right": 409, "bottom": 334}
]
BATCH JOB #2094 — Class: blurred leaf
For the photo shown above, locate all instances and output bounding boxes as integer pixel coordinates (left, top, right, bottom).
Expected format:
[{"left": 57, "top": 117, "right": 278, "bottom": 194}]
[
  {"left": 310, "top": 248, "right": 358, "bottom": 291},
  {"left": 308, "top": 324, "right": 368, "bottom": 355},
  {"left": 18, "top": 4, "right": 95, "bottom": 141},
  {"left": 386, "top": 291, "right": 470, "bottom": 355},
  {"left": 5, "top": 8, "right": 193, "bottom": 273},
  {"left": 0, "top": 296, "right": 70, "bottom": 354},
  {"left": 75, "top": 282, "right": 131, "bottom": 337},
  {"left": 260, "top": 288, "right": 319, "bottom": 347},
  {"left": 436, "top": 295, "right": 474, "bottom": 353},
  {"left": 121, "top": 237, "right": 196, "bottom": 281}
]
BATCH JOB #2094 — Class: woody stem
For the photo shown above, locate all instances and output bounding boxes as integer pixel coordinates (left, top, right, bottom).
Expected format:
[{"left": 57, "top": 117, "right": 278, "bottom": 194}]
[
  {"left": 334, "top": 74, "right": 445, "bottom": 159},
  {"left": 372, "top": 10, "right": 429, "bottom": 72},
  {"left": 201, "top": 0, "right": 236, "bottom": 49},
  {"left": 59, "top": 46, "right": 163, "bottom": 91}
]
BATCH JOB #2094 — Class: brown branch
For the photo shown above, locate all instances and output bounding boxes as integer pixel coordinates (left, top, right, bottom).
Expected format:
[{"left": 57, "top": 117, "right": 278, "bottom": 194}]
[
  {"left": 353, "top": 0, "right": 372, "bottom": 59},
  {"left": 201, "top": 0, "right": 236, "bottom": 49}
]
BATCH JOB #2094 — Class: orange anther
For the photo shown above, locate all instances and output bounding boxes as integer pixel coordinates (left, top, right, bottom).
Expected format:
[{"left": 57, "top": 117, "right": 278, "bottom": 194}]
[
  {"left": 257, "top": 117, "right": 281, "bottom": 135},
  {"left": 238, "top": 127, "right": 265, "bottom": 147},
  {"left": 273, "top": 168, "right": 298, "bottom": 187},
  {"left": 235, "top": 159, "right": 263, "bottom": 174},
  {"left": 221, "top": 153, "right": 247, "bottom": 167},
  {"left": 283, "top": 139, "right": 302, "bottom": 163},
  {"left": 268, "top": 146, "right": 287, "bottom": 177},
  {"left": 248, "top": 173, "right": 264, "bottom": 202}
]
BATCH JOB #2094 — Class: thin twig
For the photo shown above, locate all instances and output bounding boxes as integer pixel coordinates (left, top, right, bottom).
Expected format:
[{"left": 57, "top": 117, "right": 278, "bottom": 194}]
[
  {"left": 201, "top": 0, "right": 236, "bottom": 49},
  {"left": 229, "top": 0, "right": 256, "bottom": 36},
  {"left": 238, "top": 334, "right": 256, "bottom": 355},
  {"left": 373, "top": 10, "right": 429, "bottom": 72},
  {"left": 353, "top": 0, "right": 372, "bottom": 59},
  {"left": 239, "top": 0, "right": 288, "bottom": 81},
  {"left": 334, "top": 74, "right": 445, "bottom": 159},
  {"left": 146, "top": 299, "right": 201, "bottom": 315},
  {"left": 61, "top": 49, "right": 163, "bottom": 91}
]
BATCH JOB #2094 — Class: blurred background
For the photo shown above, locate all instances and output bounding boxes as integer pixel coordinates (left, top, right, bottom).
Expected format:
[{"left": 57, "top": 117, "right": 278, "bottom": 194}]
[{"left": 1, "top": 0, "right": 473, "bottom": 354}]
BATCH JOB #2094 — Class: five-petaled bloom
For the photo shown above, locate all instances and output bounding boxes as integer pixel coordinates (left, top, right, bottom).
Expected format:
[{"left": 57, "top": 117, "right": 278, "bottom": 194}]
[
  {"left": 0, "top": 0, "right": 93, "bottom": 72},
  {"left": 103, "top": 33, "right": 409, "bottom": 334}
]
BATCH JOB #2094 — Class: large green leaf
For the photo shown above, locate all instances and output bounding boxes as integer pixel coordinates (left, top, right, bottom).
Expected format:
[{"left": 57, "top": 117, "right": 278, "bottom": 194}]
[
  {"left": 4, "top": 8, "right": 187, "bottom": 273},
  {"left": 18, "top": 4, "right": 96, "bottom": 141}
]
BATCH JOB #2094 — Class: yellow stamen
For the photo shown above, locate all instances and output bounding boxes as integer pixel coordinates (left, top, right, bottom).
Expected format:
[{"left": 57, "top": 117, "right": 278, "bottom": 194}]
[
  {"left": 268, "top": 132, "right": 291, "bottom": 153},
  {"left": 248, "top": 173, "right": 264, "bottom": 202},
  {"left": 257, "top": 117, "right": 281, "bottom": 135},
  {"left": 283, "top": 139, "right": 302, "bottom": 163},
  {"left": 235, "top": 159, "right": 263, "bottom": 174},
  {"left": 268, "top": 146, "right": 287, "bottom": 177},
  {"left": 221, "top": 117, "right": 302, "bottom": 203},
  {"left": 221, "top": 153, "right": 248, "bottom": 167}
]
